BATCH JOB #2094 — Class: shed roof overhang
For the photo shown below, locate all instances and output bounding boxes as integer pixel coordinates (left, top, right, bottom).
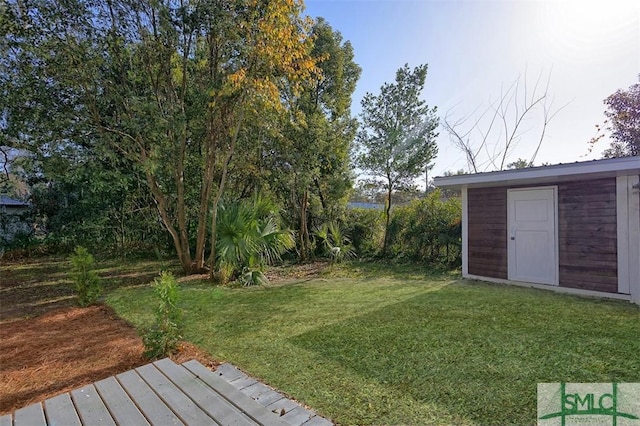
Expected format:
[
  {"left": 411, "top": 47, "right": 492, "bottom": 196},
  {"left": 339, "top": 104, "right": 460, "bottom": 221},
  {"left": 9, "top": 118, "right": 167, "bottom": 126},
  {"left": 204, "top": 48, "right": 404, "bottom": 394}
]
[{"left": 433, "top": 156, "right": 640, "bottom": 189}]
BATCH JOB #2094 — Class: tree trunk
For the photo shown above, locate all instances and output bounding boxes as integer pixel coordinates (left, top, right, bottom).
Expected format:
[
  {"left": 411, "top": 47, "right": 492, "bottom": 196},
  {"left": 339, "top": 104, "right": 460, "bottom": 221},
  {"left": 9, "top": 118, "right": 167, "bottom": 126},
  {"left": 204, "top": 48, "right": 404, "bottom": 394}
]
[
  {"left": 299, "top": 189, "right": 310, "bottom": 260},
  {"left": 193, "top": 122, "right": 216, "bottom": 272},
  {"left": 382, "top": 184, "right": 393, "bottom": 256},
  {"left": 207, "top": 107, "right": 245, "bottom": 275},
  {"left": 144, "top": 168, "right": 193, "bottom": 274}
]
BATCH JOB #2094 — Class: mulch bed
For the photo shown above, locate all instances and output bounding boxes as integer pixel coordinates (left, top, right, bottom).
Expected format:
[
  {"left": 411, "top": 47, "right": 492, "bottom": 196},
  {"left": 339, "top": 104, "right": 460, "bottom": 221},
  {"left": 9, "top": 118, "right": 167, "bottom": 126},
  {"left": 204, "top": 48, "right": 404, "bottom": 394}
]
[
  {"left": 0, "top": 257, "right": 328, "bottom": 415},
  {"left": 0, "top": 304, "right": 218, "bottom": 415}
]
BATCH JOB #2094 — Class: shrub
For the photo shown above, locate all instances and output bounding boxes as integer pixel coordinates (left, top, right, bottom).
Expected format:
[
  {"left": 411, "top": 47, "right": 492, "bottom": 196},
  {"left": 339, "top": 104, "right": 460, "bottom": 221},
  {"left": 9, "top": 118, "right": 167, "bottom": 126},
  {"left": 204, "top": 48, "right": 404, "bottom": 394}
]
[
  {"left": 143, "top": 272, "right": 182, "bottom": 360},
  {"left": 387, "top": 190, "right": 461, "bottom": 265},
  {"left": 344, "top": 208, "right": 384, "bottom": 257},
  {"left": 69, "top": 246, "right": 102, "bottom": 307}
]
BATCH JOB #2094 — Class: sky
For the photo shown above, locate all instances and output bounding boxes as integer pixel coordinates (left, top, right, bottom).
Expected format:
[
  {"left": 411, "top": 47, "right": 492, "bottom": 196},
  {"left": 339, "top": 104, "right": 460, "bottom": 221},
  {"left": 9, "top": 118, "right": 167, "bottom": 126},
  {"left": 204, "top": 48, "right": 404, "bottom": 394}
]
[{"left": 303, "top": 0, "right": 640, "bottom": 182}]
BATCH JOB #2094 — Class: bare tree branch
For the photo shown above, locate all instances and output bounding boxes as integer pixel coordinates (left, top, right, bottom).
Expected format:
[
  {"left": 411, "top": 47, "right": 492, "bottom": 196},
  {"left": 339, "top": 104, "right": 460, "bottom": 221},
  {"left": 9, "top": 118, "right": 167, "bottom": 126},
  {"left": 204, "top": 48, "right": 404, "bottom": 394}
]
[{"left": 443, "top": 70, "right": 566, "bottom": 172}]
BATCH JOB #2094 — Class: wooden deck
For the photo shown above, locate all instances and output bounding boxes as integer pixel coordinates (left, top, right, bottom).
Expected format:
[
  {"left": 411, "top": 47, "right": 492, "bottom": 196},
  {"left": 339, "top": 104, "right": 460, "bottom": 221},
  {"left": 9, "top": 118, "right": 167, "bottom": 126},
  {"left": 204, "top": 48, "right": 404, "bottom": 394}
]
[{"left": 0, "top": 359, "right": 332, "bottom": 426}]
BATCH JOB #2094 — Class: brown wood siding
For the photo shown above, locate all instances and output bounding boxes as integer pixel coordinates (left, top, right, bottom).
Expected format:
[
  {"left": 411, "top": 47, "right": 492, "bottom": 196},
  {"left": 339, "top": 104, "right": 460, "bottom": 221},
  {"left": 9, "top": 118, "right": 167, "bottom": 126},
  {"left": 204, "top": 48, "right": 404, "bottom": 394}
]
[
  {"left": 467, "top": 187, "right": 507, "bottom": 278},
  {"left": 558, "top": 178, "right": 618, "bottom": 293}
]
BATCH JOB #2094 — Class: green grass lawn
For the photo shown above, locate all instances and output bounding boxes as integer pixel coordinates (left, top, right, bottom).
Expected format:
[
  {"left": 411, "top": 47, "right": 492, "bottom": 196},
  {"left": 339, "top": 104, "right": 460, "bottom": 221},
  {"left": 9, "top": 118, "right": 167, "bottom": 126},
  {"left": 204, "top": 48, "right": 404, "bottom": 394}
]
[{"left": 106, "top": 263, "right": 640, "bottom": 425}]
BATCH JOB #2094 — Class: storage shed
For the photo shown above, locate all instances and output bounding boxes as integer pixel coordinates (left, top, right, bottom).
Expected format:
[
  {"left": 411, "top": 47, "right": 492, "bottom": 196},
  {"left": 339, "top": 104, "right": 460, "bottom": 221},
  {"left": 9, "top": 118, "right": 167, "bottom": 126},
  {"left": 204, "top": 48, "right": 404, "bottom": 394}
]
[
  {"left": 433, "top": 156, "right": 640, "bottom": 304},
  {"left": 0, "top": 195, "right": 32, "bottom": 244}
]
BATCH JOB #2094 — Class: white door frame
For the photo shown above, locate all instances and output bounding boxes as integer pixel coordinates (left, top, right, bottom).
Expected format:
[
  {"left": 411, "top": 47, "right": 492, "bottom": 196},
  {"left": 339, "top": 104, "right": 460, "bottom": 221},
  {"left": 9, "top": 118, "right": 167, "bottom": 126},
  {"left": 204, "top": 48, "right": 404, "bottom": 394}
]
[{"left": 507, "top": 186, "right": 559, "bottom": 286}]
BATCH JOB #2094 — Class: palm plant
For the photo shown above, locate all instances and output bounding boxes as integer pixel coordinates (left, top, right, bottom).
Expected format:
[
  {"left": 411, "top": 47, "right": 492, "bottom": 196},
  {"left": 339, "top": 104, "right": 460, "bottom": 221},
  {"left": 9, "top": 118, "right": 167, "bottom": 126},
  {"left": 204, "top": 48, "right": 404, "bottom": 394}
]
[
  {"left": 314, "top": 221, "right": 356, "bottom": 263},
  {"left": 215, "top": 197, "right": 295, "bottom": 285}
]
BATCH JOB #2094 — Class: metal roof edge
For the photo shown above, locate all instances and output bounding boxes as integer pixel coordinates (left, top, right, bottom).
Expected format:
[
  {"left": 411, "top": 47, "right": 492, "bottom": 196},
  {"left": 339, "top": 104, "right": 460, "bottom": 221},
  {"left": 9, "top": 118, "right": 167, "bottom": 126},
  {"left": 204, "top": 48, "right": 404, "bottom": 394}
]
[{"left": 433, "top": 156, "right": 640, "bottom": 188}]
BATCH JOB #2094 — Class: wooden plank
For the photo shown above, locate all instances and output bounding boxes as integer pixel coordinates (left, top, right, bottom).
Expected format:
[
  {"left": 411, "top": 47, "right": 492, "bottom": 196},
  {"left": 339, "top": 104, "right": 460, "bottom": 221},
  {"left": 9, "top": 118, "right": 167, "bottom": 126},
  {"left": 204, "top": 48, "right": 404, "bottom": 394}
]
[
  {"left": 558, "top": 193, "right": 617, "bottom": 203},
  {"left": 559, "top": 215, "right": 617, "bottom": 226},
  {"left": 44, "top": 393, "right": 81, "bottom": 426},
  {"left": 70, "top": 384, "right": 116, "bottom": 425},
  {"left": 94, "top": 376, "right": 150, "bottom": 426},
  {"left": 216, "top": 364, "right": 248, "bottom": 382},
  {"left": 302, "top": 415, "right": 334, "bottom": 426},
  {"left": 559, "top": 243, "right": 616, "bottom": 255},
  {"left": 468, "top": 188, "right": 507, "bottom": 199},
  {"left": 467, "top": 266, "right": 507, "bottom": 279},
  {"left": 116, "top": 369, "right": 184, "bottom": 425},
  {"left": 560, "top": 271, "right": 618, "bottom": 284},
  {"left": 560, "top": 279, "right": 618, "bottom": 294},
  {"left": 559, "top": 223, "right": 617, "bottom": 233},
  {"left": 560, "top": 267, "right": 618, "bottom": 279},
  {"left": 559, "top": 257, "right": 617, "bottom": 269},
  {"left": 230, "top": 376, "right": 259, "bottom": 391},
  {"left": 467, "top": 258, "right": 507, "bottom": 270},
  {"left": 468, "top": 228, "right": 506, "bottom": 238},
  {"left": 13, "top": 403, "right": 46, "bottom": 426},
  {"left": 467, "top": 205, "right": 506, "bottom": 214},
  {"left": 558, "top": 178, "right": 615, "bottom": 192},
  {"left": 153, "top": 358, "right": 255, "bottom": 426},
  {"left": 281, "top": 406, "right": 313, "bottom": 425},
  {"left": 560, "top": 208, "right": 616, "bottom": 218},
  {"left": 266, "top": 398, "right": 299, "bottom": 415},
  {"left": 0, "top": 414, "right": 11, "bottom": 426},
  {"left": 467, "top": 251, "right": 507, "bottom": 260},
  {"left": 559, "top": 237, "right": 617, "bottom": 249},
  {"left": 560, "top": 200, "right": 616, "bottom": 210},
  {"left": 135, "top": 363, "right": 217, "bottom": 426},
  {"left": 467, "top": 254, "right": 507, "bottom": 265},
  {"left": 253, "top": 389, "right": 285, "bottom": 408},
  {"left": 241, "top": 383, "right": 275, "bottom": 400},
  {"left": 467, "top": 223, "right": 507, "bottom": 231},
  {"left": 182, "top": 360, "right": 287, "bottom": 426},
  {"left": 560, "top": 252, "right": 618, "bottom": 263}
]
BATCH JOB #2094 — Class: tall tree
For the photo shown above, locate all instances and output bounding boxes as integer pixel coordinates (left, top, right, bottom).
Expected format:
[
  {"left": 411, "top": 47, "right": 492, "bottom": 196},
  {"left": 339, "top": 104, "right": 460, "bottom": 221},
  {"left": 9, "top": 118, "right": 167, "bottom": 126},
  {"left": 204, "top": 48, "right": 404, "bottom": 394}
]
[
  {"left": 282, "top": 17, "right": 360, "bottom": 259},
  {"left": 1, "top": 0, "right": 316, "bottom": 273},
  {"left": 355, "top": 64, "right": 438, "bottom": 255},
  {"left": 589, "top": 77, "right": 640, "bottom": 158}
]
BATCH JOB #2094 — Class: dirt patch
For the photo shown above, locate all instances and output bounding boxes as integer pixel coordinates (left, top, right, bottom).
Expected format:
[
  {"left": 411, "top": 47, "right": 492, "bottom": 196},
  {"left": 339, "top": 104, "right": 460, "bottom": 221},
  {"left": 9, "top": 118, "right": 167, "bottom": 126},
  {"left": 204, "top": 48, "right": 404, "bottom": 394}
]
[
  {"left": 265, "top": 260, "right": 330, "bottom": 282},
  {"left": 0, "top": 304, "right": 218, "bottom": 415}
]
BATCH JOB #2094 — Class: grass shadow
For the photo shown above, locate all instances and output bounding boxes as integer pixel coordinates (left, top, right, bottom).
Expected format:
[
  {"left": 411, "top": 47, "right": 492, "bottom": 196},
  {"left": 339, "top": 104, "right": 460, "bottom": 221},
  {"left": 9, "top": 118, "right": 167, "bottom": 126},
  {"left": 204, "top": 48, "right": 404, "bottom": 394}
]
[
  {"left": 0, "top": 256, "right": 176, "bottom": 322},
  {"left": 289, "top": 280, "right": 640, "bottom": 425}
]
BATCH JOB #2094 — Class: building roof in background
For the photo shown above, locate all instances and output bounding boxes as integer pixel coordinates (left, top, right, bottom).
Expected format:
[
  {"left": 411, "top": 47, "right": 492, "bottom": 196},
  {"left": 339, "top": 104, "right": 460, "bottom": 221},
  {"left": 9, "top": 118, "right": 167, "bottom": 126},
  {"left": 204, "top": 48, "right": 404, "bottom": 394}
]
[
  {"left": 0, "top": 195, "right": 30, "bottom": 207},
  {"left": 347, "top": 202, "right": 385, "bottom": 210}
]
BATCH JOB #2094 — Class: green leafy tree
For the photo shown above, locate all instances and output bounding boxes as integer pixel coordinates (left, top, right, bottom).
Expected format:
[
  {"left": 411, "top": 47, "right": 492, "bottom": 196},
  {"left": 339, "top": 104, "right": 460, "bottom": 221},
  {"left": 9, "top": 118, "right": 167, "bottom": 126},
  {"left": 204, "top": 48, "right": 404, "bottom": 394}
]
[
  {"left": 282, "top": 18, "right": 361, "bottom": 259},
  {"left": 506, "top": 158, "right": 533, "bottom": 169},
  {"left": 1, "top": 0, "right": 316, "bottom": 274},
  {"left": 589, "top": 77, "right": 640, "bottom": 157},
  {"left": 355, "top": 64, "right": 439, "bottom": 255}
]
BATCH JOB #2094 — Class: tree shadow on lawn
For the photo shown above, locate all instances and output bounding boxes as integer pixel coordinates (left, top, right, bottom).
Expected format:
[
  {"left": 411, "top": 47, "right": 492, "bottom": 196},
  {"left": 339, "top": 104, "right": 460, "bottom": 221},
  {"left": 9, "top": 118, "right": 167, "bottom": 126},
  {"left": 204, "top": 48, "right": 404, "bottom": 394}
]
[
  {"left": 0, "top": 256, "right": 174, "bottom": 322},
  {"left": 289, "top": 281, "right": 640, "bottom": 425},
  {"left": 326, "top": 260, "right": 461, "bottom": 281}
]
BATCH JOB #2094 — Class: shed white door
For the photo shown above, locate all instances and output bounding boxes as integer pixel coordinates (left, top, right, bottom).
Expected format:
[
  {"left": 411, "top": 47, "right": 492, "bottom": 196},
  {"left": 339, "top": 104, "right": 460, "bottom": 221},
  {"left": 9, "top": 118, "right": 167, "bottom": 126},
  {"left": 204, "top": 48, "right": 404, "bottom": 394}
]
[{"left": 507, "top": 187, "right": 557, "bottom": 285}]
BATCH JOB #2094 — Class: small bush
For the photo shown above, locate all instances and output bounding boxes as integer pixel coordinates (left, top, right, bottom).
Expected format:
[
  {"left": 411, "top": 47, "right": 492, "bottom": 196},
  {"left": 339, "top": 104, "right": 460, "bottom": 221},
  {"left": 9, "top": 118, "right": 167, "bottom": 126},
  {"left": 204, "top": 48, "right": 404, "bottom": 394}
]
[
  {"left": 386, "top": 189, "right": 461, "bottom": 265},
  {"left": 69, "top": 246, "right": 102, "bottom": 307},
  {"left": 344, "top": 208, "right": 384, "bottom": 257},
  {"left": 314, "top": 221, "right": 356, "bottom": 263},
  {"left": 143, "top": 272, "right": 182, "bottom": 360}
]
